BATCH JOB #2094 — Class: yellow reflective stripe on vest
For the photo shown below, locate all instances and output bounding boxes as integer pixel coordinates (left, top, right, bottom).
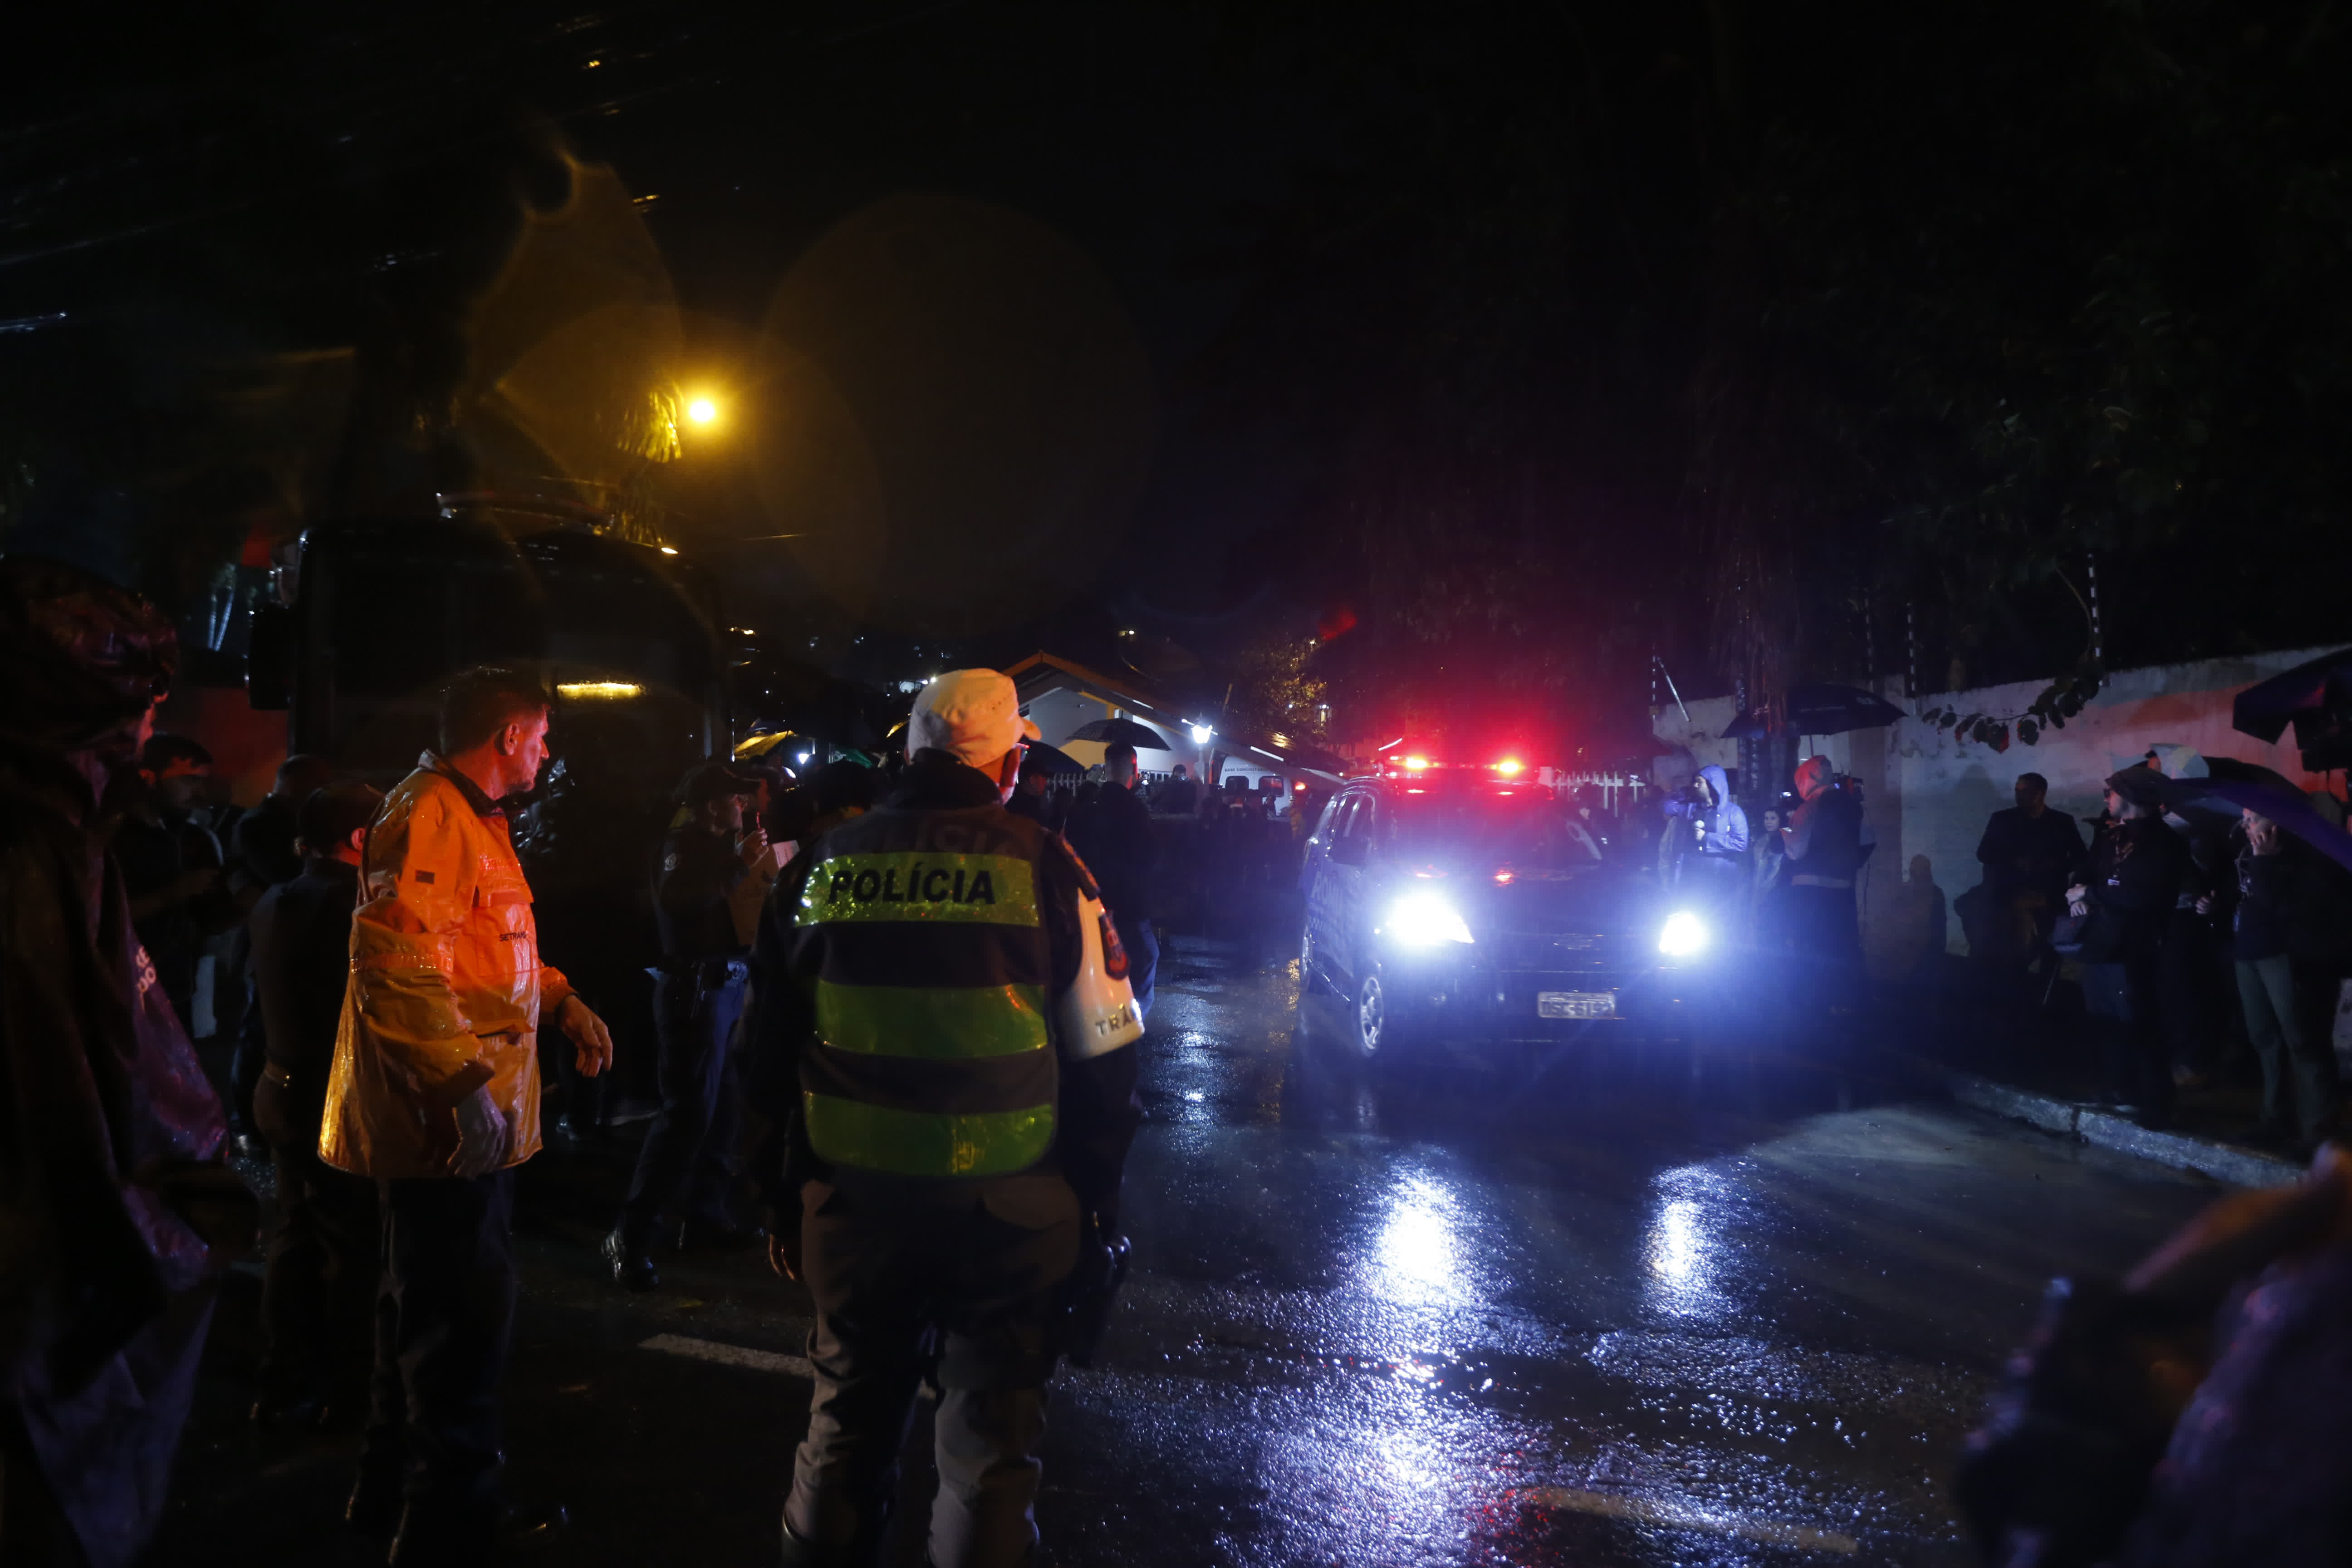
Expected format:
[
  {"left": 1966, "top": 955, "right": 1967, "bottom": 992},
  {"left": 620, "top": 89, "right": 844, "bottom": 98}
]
[
  {"left": 815, "top": 980, "right": 1047, "bottom": 1059},
  {"left": 803, "top": 1092, "right": 1054, "bottom": 1177},
  {"left": 797, "top": 853, "right": 1038, "bottom": 927}
]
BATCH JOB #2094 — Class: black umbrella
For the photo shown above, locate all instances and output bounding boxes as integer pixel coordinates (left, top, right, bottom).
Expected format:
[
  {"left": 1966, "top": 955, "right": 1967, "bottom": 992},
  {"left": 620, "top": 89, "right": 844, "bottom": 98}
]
[
  {"left": 2155, "top": 770, "right": 2352, "bottom": 877},
  {"left": 1720, "top": 683, "right": 1906, "bottom": 740},
  {"left": 2231, "top": 650, "right": 2352, "bottom": 769},
  {"left": 2231, "top": 647, "right": 2352, "bottom": 743},
  {"left": 1065, "top": 716, "right": 1171, "bottom": 750},
  {"left": 1021, "top": 740, "right": 1085, "bottom": 777}
]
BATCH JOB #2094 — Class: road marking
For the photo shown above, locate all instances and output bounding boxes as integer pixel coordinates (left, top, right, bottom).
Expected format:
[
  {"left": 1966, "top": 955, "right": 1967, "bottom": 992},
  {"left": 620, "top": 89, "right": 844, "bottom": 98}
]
[
  {"left": 640, "top": 1333, "right": 814, "bottom": 1379},
  {"left": 1514, "top": 1487, "right": 1860, "bottom": 1555}
]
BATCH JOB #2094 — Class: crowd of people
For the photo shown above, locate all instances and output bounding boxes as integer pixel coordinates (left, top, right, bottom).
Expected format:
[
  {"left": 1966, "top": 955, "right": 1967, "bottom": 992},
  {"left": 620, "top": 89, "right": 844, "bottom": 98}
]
[
  {"left": 0, "top": 551, "right": 1148, "bottom": 1568},
  {"left": 10, "top": 539, "right": 2347, "bottom": 1568},
  {"left": 1961, "top": 760, "right": 2350, "bottom": 1147}
]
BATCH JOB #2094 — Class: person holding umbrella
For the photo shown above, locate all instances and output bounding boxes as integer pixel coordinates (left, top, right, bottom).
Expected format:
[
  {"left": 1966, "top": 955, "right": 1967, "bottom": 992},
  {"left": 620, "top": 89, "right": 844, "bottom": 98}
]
[
  {"left": 2066, "top": 765, "right": 2189, "bottom": 1127},
  {"left": 2218, "top": 807, "right": 2346, "bottom": 1148}
]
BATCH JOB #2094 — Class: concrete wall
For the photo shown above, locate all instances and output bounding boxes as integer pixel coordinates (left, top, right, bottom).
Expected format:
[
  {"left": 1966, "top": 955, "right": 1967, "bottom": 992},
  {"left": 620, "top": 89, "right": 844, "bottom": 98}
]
[{"left": 1650, "top": 646, "right": 2344, "bottom": 970}]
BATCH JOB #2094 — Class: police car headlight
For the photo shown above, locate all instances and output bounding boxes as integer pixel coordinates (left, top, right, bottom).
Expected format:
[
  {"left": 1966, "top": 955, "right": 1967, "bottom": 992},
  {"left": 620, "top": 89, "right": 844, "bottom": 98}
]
[
  {"left": 1385, "top": 892, "right": 1474, "bottom": 946},
  {"left": 1658, "top": 911, "right": 1709, "bottom": 957}
]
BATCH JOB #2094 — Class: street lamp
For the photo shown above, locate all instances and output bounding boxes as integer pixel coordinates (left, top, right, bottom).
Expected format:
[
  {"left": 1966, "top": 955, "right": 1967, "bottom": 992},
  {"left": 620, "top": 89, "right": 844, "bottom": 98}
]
[
  {"left": 1189, "top": 723, "right": 1214, "bottom": 744},
  {"left": 686, "top": 396, "right": 719, "bottom": 426}
]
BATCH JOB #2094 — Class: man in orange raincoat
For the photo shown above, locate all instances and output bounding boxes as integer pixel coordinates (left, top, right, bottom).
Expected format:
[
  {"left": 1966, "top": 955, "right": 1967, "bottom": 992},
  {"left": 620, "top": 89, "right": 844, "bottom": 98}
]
[{"left": 321, "top": 666, "right": 613, "bottom": 1564}]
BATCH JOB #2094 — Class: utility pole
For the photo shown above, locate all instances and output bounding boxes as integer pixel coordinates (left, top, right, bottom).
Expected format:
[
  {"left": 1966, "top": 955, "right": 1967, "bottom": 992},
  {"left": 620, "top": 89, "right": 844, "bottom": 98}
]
[
  {"left": 2086, "top": 554, "right": 2104, "bottom": 681},
  {"left": 1906, "top": 601, "right": 1918, "bottom": 706}
]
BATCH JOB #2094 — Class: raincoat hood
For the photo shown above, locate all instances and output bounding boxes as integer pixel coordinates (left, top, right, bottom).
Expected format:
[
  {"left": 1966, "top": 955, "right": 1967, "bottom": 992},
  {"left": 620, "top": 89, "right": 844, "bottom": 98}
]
[
  {"left": 1795, "top": 755, "right": 1836, "bottom": 802},
  {"left": 1699, "top": 764, "right": 1732, "bottom": 805},
  {"left": 0, "top": 555, "right": 176, "bottom": 759}
]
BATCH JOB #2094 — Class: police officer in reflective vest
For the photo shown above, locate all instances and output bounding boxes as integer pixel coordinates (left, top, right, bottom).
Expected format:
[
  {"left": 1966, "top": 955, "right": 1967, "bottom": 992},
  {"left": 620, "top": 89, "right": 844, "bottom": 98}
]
[
  {"left": 748, "top": 669, "right": 1144, "bottom": 1568},
  {"left": 604, "top": 759, "right": 769, "bottom": 1290}
]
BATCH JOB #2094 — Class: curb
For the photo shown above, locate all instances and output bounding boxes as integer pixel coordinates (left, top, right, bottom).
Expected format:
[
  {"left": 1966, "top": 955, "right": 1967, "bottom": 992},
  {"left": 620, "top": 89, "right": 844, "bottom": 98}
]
[{"left": 1938, "top": 1070, "right": 2301, "bottom": 1188}]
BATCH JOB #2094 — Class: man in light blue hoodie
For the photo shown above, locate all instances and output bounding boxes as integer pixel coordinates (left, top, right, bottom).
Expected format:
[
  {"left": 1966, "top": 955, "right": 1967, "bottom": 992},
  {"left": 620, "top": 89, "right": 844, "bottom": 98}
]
[{"left": 1673, "top": 764, "right": 1750, "bottom": 906}]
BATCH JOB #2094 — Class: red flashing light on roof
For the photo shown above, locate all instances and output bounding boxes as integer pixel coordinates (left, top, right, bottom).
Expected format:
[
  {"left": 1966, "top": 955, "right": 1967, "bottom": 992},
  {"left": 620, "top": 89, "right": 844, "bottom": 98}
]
[{"left": 1493, "top": 758, "right": 1524, "bottom": 775}]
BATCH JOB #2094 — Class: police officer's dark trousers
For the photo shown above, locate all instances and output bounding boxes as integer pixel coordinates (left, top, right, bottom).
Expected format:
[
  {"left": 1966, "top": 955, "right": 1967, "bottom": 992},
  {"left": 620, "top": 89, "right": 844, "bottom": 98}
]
[
  {"left": 621, "top": 964, "right": 746, "bottom": 1244},
  {"left": 786, "top": 1176, "right": 1078, "bottom": 1568},
  {"left": 359, "top": 1170, "right": 517, "bottom": 1525}
]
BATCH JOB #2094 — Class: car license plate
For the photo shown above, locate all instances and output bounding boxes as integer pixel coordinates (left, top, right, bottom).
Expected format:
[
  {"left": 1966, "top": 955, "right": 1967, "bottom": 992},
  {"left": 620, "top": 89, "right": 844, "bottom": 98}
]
[{"left": 1537, "top": 990, "right": 1616, "bottom": 1020}]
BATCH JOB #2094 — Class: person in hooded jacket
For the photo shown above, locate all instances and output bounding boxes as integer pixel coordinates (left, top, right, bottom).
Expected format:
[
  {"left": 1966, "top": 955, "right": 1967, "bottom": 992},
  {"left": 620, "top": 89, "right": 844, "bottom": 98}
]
[
  {"left": 1670, "top": 764, "right": 1748, "bottom": 907},
  {"left": 0, "top": 556, "right": 252, "bottom": 1568},
  {"left": 2066, "top": 765, "right": 2190, "bottom": 1128}
]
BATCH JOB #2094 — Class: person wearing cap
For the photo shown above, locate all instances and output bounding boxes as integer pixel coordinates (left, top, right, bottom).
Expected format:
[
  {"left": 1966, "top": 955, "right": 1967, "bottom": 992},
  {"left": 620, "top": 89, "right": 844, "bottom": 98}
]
[
  {"left": 604, "top": 759, "right": 771, "bottom": 1290},
  {"left": 2064, "top": 764, "right": 2190, "bottom": 1127},
  {"left": 746, "top": 669, "right": 1144, "bottom": 1568}
]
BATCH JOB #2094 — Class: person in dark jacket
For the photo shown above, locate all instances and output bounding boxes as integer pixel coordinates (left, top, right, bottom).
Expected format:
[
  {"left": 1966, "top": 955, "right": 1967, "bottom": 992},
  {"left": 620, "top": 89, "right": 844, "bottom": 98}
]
[
  {"left": 747, "top": 671, "right": 1143, "bottom": 1568},
  {"left": 248, "top": 779, "right": 382, "bottom": 1426},
  {"left": 1781, "top": 755, "right": 1867, "bottom": 1009},
  {"left": 1065, "top": 742, "right": 1160, "bottom": 1019},
  {"left": 1151, "top": 762, "right": 1199, "bottom": 818},
  {"left": 224, "top": 753, "right": 335, "bottom": 1144},
  {"left": 2223, "top": 808, "right": 2345, "bottom": 1146},
  {"left": 0, "top": 556, "right": 250, "bottom": 1568},
  {"left": 1004, "top": 751, "right": 1060, "bottom": 830},
  {"left": 1972, "top": 772, "right": 2088, "bottom": 964},
  {"left": 605, "top": 760, "right": 769, "bottom": 1290},
  {"left": 2066, "top": 765, "right": 2190, "bottom": 1127},
  {"left": 111, "top": 733, "right": 240, "bottom": 1032}
]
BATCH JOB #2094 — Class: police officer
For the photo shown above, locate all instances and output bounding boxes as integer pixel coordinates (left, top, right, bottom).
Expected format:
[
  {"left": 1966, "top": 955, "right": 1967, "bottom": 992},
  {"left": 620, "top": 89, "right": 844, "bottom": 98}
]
[
  {"left": 748, "top": 669, "right": 1144, "bottom": 1568},
  {"left": 604, "top": 759, "right": 770, "bottom": 1290}
]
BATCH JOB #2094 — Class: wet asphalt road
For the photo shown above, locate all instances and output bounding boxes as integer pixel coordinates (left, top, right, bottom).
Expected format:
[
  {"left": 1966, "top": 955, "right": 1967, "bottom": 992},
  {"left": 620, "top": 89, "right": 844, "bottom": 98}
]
[{"left": 155, "top": 934, "right": 2221, "bottom": 1567}]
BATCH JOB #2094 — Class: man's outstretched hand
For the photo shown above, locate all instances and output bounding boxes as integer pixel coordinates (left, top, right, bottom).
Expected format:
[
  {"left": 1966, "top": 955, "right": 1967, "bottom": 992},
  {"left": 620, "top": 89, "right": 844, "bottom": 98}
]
[
  {"left": 557, "top": 994, "right": 614, "bottom": 1077},
  {"left": 451, "top": 1085, "right": 510, "bottom": 1178}
]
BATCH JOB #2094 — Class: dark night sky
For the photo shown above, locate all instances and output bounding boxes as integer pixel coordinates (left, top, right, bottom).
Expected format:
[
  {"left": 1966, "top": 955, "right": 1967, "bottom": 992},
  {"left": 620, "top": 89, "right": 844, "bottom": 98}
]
[{"left": 4, "top": 1, "right": 2348, "bottom": 747}]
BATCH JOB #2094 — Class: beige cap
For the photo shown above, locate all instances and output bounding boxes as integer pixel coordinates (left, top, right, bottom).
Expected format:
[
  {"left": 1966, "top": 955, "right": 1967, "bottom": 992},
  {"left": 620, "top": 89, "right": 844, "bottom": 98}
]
[{"left": 906, "top": 669, "right": 1040, "bottom": 769}]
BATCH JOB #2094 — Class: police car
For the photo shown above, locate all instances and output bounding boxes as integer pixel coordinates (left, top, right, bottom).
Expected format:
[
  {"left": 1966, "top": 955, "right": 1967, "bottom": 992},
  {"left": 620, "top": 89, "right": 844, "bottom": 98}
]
[{"left": 1297, "top": 758, "right": 1721, "bottom": 1059}]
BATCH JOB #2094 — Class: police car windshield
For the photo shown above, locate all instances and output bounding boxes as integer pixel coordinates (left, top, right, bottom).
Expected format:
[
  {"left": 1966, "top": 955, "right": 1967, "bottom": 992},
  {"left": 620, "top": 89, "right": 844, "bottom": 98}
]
[{"left": 1390, "top": 788, "right": 1589, "bottom": 869}]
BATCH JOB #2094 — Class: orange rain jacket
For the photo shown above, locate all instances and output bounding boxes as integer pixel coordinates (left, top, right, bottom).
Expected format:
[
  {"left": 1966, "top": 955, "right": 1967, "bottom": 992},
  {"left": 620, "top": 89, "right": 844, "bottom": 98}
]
[{"left": 318, "top": 752, "right": 573, "bottom": 1180}]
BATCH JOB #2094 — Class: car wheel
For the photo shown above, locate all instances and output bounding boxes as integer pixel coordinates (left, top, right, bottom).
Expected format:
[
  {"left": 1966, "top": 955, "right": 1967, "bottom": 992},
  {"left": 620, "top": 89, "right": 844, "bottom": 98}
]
[{"left": 1352, "top": 968, "right": 1395, "bottom": 1060}]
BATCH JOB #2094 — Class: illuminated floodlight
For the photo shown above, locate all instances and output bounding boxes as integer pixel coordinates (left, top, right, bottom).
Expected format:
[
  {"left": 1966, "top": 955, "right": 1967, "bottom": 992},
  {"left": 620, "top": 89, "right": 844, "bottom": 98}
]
[
  {"left": 659, "top": 545, "right": 680, "bottom": 556},
  {"left": 557, "top": 681, "right": 643, "bottom": 701},
  {"left": 1657, "top": 911, "right": 1709, "bottom": 957},
  {"left": 687, "top": 396, "right": 719, "bottom": 425},
  {"left": 1189, "top": 723, "right": 1214, "bottom": 744},
  {"left": 1493, "top": 758, "right": 1524, "bottom": 775},
  {"left": 1403, "top": 755, "right": 1431, "bottom": 771}
]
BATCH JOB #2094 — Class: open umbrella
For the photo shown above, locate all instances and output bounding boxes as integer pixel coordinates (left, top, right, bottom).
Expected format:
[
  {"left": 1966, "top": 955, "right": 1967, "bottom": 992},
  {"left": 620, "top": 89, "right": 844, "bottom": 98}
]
[
  {"left": 1021, "top": 740, "right": 1084, "bottom": 777},
  {"left": 2152, "top": 768, "right": 2352, "bottom": 876},
  {"left": 1065, "top": 716, "right": 1170, "bottom": 750},
  {"left": 2232, "top": 648, "right": 2352, "bottom": 769},
  {"left": 1720, "top": 683, "right": 1905, "bottom": 740}
]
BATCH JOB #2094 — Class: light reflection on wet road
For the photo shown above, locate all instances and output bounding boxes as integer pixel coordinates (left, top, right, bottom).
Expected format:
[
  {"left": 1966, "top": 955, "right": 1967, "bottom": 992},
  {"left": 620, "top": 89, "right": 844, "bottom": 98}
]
[
  {"left": 1033, "top": 934, "right": 2219, "bottom": 1566},
  {"left": 153, "top": 930, "right": 2225, "bottom": 1567}
]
